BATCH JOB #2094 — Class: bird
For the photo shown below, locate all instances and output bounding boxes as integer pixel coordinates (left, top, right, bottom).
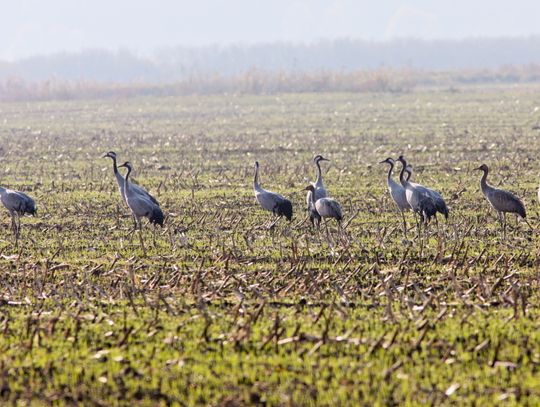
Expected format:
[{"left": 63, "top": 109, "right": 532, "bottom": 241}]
[
  {"left": 397, "top": 156, "right": 437, "bottom": 228},
  {"left": 306, "top": 155, "right": 330, "bottom": 227},
  {"left": 103, "top": 151, "right": 159, "bottom": 206},
  {"left": 253, "top": 161, "right": 293, "bottom": 227},
  {"left": 304, "top": 184, "right": 343, "bottom": 233},
  {"left": 0, "top": 186, "right": 36, "bottom": 238},
  {"left": 475, "top": 163, "right": 527, "bottom": 236},
  {"left": 404, "top": 164, "right": 449, "bottom": 220},
  {"left": 117, "top": 162, "right": 164, "bottom": 251},
  {"left": 380, "top": 157, "right": 410, "bottom": 234}
]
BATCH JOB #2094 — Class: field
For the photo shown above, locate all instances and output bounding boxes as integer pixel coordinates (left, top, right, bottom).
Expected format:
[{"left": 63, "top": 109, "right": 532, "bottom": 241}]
[{"left": 1, "top": 86, "right": 540, "bottom": 405}]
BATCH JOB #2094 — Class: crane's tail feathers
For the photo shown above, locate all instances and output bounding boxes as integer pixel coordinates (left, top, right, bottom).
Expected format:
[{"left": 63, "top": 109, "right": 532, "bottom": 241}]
[
  {"left": 149, "top": 207, "right": 165, "bottom": 227},
  {"left": 275, "top": 200, "right": 293, "bottom": 221}
]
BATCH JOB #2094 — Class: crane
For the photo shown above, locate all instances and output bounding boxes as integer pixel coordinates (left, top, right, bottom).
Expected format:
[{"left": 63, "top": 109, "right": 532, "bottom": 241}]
[
  {"left": 0, "top": 186, "right": 36, "bottom": 239},
  {"left": 103, "top": 151, "right": 159, "bottom": 206},
  {"left": 475, "top": 164, "right": 527, "bottom": 236},
  {"left": 117, "top": 162, "right": 164, "bottom": 251},
  {"left": 404, "top": 164, "right": 449, "bottom": 221},
  {"left": 380, "top": 157, "right": 410, "bottom": 235},
  {"left": 397, "top": 156, "right": 437, "bottom": 231},
  {"left": 304, "top": 184, "right": 343, "bottom": 237},
  {"left": 253, "top": 161, "right": 293, "bottom": 228},
  {"left": 306, "top": 155, "right": 330, "bottom": 227}
]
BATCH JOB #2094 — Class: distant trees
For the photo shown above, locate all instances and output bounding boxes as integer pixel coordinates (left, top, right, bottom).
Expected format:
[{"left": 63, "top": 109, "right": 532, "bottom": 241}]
[{"left": 2, "top": 37, "right": 540, "bottom": 101}]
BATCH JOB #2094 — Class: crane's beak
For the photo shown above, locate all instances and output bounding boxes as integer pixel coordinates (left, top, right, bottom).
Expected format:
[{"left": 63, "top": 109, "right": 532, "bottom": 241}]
[
  {"left": 378, "top": 160, "right": 387, "bottom": 164},
  {"left": 102, "top": 153, "right": 109, "bottom": 158},
  {"left": 473, "top": 166, "right": 482, "bottom": 171},
  {"left": 320, "top": 157, "right": 330, "bottom": 162}
]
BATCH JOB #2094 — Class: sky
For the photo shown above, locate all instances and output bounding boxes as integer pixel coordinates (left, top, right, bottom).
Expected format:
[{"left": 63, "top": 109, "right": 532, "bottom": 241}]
[{"left": 1, "top": 0, "right": 540, "bottom": 61}]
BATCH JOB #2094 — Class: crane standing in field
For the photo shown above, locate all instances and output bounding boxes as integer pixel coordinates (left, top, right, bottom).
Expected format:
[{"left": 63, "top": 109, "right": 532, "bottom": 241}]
[
  {"left": 253, "top": 161, "right": 293, "bottom": 228},
  {"left": 118, "top": 162, "right": 164, "bottom": 251},
  {"left": 475, "top": 163, "right": 527, "bottom": 237},
  {"left": 397, "top": 156, "right": 437, "bottom": 234},
  {"left": 103, "top": 151, "right": 160, "bottom": 226},
  {"left": 306, "top": 155, "right": 330, "bottom": 228},
  {"left": 404, "top": 163, "right": 449, "bottom": 221},
  {"left": 380, "top": 157, "right": 410, "bottom": 235},
  {"left": 0, "top": 186, "right": 36, "bottom": 240},
  {"left": 304, "top": 184, "right": 343, "bottom": 238}
]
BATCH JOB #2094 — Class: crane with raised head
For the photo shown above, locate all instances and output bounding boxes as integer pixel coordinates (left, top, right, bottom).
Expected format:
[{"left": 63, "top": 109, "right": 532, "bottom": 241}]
[
  {"left": 380, "top": 157, "right": 410, "bottom": 234},
  {"left": 475, "top": 163, "right": 527, "bottom": 236},
  {"left": 306, "top": 155, "right": 330, "bottom": 228},
  {"left": 253, "top": 161, "right": 293, "bottom": 228},
  {"left": 118, "top": 162, "right": 164, "bottom": 251},
  {"left": 397, "top": 156, "right": 437, "bottom": 230}
]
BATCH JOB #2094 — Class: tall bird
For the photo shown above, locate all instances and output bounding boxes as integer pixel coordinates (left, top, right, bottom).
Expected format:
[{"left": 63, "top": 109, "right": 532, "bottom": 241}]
[
  {"left": 304, "top": 185, "right": 343, "bottom": 232},
  {"left": 0, "top": 186, "right": 36, "bottom": 238},
  {"left": 253, "top": 161, "right": 293, "bottom": 227},
  {"left": 475, "top": 164, "right": 526, "bottom": 236},
  {"left": 380, "top": 157, "right": 410, "bottom": 234},
  {"left": 103, "top": 151, "right": 159, "bottom": 206},
  {"left": 306, "top": 155, "right": 330, "bottom": 227},
  {"left": 404, "top": 164, "right": 449, "bottom": 220},
  {"left": 397, "top": 156, "right": 437, "bottom": 226},
  {"left": 117, "top": 162, "right": 164, "bottom": 249}
]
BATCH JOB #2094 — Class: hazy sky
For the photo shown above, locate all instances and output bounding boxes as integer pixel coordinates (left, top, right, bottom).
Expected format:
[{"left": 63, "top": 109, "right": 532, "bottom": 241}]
[{"left": 1, "top": 0, "right": 540, "bottom": 61}]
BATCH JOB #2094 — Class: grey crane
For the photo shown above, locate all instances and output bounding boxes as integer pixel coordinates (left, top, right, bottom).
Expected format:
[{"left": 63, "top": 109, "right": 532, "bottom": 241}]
[
  {"left": 397, "top": 156, "right": 437, "bottom": 227},
  {"left": 103, "top": 151, "right": 159, "bottom": 206},
  {"left": 118, "top": 162, "right": 164, "bottom": 251},
  {"left": 304, "top": 184, "right": 343, "bottom": 235},
  {"left": 475, "top": 163, "right": 527, "bottom": 236},
  {"left": 404, "top": 163, "right": 449, "bottom": 221},
  {"left": 306, "top": 155, "right": 330, "bottom": 227},
  {"left": 380, "top": 157, "right": 410, "bottom": 234},
  {"left": 253, "top": 161, "right": 293, "bottom": 228},
  {"left": 0, "top": 186, "right": 36, "bottom": 238}
]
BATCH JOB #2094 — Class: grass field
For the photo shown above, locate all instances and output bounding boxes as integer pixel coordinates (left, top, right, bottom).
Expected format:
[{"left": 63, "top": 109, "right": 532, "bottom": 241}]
[{"left": 1, "top": 86, "right": 540, "bottom": 405}]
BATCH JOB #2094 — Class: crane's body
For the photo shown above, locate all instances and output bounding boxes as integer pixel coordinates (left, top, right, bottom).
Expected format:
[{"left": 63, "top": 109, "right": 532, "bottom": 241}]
[
  {"left": 0, "top": 186, "right": 36, "bottom": 237},
  {"left": 306, "top": 155, "right": 329, "bottom": 227},
  {"left": 253, "top": 162, "right": 293, "bottom": 224},
  {"left": 476, "top": 164, "right": 526, "bottom": 236}
]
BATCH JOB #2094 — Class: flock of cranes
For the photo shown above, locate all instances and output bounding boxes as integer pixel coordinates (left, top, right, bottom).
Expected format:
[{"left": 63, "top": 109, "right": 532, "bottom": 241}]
[{"left": 0, "top": 151, "right": 533, "bottom": 242}]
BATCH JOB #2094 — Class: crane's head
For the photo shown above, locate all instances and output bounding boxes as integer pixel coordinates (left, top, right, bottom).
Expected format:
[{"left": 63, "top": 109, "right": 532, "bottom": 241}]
[
  {"left": 397, "top": 155, "right": 407, "bottom": 165},
  {"left": 303, "top": 185, "right": 316, "bottom": 192},
  {"left": 103, "top": 151, "right": 117, "bottom": 159},
  {"left": 474, "top": 164, "right": 489, "bottom": 172},
  {"left": 254, "top": 161, "right": 259, "bottom": 168},
  {"left": 314, "top": 155, "right": 329, "bottom": 163},
  {"left": 379, "top": 157, "right": 395, "bottom": 165},
  {"left": 118, "top": 161, "right": 132, "bottom": 171}
]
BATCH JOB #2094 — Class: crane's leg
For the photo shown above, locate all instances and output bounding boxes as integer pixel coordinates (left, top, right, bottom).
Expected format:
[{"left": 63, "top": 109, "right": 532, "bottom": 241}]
[
  {"left": 502, "top": 212, "right": 507, "bottom": 239},
  {"left": 400, "top": 211, "right": 407, "bottom": 238},
  {"left": 136, "top": 217, "right": 146, "bottom": 254}
]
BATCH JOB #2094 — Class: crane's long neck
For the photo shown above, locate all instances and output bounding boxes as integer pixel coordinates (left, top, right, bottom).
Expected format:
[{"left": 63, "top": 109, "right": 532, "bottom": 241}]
[
  {"left": 386, "top": 162, "right": 394, "bottom": 182},
  {"left": 124, "top": 166, "right": 132, "bottom": 193},
  {"left": 315, "top": 160, "right": 323, "bottom": 186},
  {"left": 253, "top": 165, "right": 261, "bottom": 191},
  {"left": 480, "top": 169, "right": 489, "bottom": 193},
  {"left": 398, "top": 160, "right": 407, "bottom": 187},
  {"left": 111, "top": 156, "right": 118, "bottom": 174}
]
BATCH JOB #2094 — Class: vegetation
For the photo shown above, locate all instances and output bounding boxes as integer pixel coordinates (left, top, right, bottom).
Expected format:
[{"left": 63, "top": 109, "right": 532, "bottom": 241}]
[{"left": 0, "top": 86, "right": 540, "bottom": 405}]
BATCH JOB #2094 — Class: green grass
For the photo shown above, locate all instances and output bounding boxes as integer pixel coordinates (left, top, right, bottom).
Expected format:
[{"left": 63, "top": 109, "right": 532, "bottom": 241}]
[{"left": 1, "top": 87, "right": 540, "bottom": 405}]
